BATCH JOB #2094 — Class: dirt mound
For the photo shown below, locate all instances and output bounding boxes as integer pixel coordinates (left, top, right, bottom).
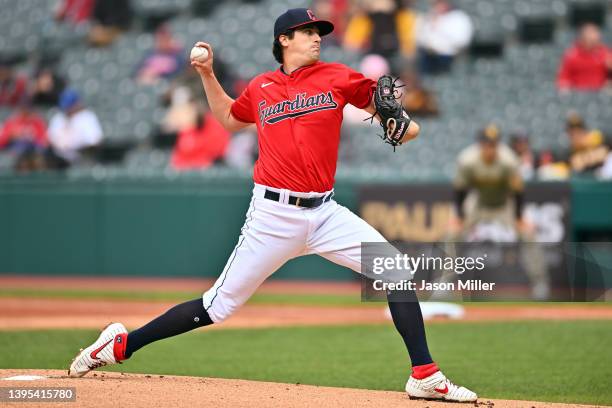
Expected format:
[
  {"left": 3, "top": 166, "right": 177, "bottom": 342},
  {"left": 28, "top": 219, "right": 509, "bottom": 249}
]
[{"left": 0, "top": 370, "right": 600, "bottom": 408}]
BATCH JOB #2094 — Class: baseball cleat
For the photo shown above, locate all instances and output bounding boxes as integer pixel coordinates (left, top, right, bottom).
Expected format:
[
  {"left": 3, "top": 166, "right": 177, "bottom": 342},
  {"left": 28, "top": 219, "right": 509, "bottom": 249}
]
[
  {"left": 68, "top": 322, "right": 128, "bottom": 377},
  {"left": 406, "top": 370, "right": 477, "bottom": 402}
]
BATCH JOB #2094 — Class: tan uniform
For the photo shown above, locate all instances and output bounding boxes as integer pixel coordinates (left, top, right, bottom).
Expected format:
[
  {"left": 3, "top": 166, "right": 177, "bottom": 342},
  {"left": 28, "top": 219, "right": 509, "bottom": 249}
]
[
  {"left": 447, "top": 143, "right": 549, "bottom": 300},
  {"left": 454, "top": 143, "right": 519, "bottom": 229}
]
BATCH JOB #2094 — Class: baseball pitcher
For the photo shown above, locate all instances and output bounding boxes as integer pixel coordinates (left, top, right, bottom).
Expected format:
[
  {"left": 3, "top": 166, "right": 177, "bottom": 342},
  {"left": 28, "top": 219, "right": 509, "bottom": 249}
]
[{"left": 68, "top": 9, "right": 477, "bottom": 402}]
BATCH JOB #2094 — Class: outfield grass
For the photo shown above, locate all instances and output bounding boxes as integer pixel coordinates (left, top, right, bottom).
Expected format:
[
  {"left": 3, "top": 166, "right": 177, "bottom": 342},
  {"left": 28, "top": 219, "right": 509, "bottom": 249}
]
[{"left": 1, "top": 321, "right": 611, "bottom": 405}]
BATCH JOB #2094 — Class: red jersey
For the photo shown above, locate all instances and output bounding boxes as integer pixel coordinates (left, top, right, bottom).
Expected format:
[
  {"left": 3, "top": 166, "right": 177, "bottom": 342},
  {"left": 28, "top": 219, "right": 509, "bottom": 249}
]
[
  {"left": 0, "top": 112, "right": 48, "bottom": 148},
  {"left": 557, "top": 43, "right": 610, "bottom": 91},
  {"left": 230, "top": 61, "right": 375, "bottom": 192},
  {"left": 171, "top": 112, "right": 230, "bottom": 170}
]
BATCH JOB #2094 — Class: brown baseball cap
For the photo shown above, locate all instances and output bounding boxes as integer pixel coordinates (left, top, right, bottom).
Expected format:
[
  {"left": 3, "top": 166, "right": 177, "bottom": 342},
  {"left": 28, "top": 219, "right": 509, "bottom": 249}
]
[
  {"left": 566, "top": 112, "right": 585, "bottom": 130},
  {"left": 478, "top": 124, "right": 500, "bottom": 144}
]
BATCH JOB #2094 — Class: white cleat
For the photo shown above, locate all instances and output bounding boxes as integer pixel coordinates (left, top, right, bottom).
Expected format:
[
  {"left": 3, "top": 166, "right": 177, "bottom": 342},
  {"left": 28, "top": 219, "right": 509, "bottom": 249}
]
[
  {"left": 406, "top": 370, "right": 477, "bottom": 403},
  {"left": 68, "top": 323, "right": 128, "bottom": 377}
]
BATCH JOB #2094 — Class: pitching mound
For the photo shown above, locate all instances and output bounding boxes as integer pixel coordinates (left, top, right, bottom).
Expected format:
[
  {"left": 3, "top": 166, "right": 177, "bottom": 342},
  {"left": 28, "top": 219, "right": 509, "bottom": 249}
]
[{"left": 0, "top": 370, "right": 600, "bottom": 408}]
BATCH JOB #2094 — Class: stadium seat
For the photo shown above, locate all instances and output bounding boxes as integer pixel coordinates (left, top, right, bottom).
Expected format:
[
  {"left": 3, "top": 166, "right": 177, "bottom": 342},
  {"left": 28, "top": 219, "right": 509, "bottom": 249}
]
[
  {"left": 569, "top": 2, "right": 606, "bottom": 27},
  {"left": 191, "top": 0, "right": 220, "bottom": 17},
  {"left": 519, "top": 17, "right": 556, "bottom": 43}
]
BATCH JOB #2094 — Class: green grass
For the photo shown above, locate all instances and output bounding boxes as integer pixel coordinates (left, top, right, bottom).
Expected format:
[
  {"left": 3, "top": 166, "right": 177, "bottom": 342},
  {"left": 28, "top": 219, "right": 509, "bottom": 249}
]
[{"left": 1, "top": 321, "right": 611, "bottom": 405}]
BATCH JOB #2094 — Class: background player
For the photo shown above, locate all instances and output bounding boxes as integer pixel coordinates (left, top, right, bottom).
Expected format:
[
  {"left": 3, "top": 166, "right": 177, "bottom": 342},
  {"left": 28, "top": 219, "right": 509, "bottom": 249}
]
[
  {"left": 450, "top": 125, "right": 550, "bottom": 300},
  {"left": 68, "top": 8, "right": 477, "bottom": 403}
]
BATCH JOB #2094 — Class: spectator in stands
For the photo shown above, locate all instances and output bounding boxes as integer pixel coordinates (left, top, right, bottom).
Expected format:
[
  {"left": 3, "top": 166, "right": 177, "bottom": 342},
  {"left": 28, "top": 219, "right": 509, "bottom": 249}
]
[
  {"left": 312, "top": 0, "right": 349, "bottom": 46},
  {"left": 153, "top": 88, "right": 199, "bottom": 148},
  {"left": 88, "top": 0, "right": 133, "bottom": 47},
  {"left": 30, "top": 66, "right": 66, "bottom": 107},
  {"left": 163, "top": 68, "right": 202, "bottom": 106},
  {"left": 0, "top": 58, "right": 28, "bottom": 107},
  {"left": 55, "top": 0, "right": 95, "bottom": 26},
  {"left": 163, "top": 54, "right": 237, "bottom": 105},
  {"left": 47, "top": 89, "right": 103, "bottom": 168},
  {"left": 156, "top": 56, "right": 238, "bottom": 148},
  {"left": 557, "top": 23, "right": 611, "bottom": 92},
  {"left": 343, "top": 54, "right": 390, "bottom": 124},
  {"left": 0, "top": 99, "right": 48, "bottom": 171},
  {"left": 536, "top": 150, "right": 570, "bottom": 180},
  {"left": 416, "top": 0, "right": 473, "bottom": 75},
  {"left": 561, "top": 112, "right": 610, "bottom": 175},
  {"left": 135, "top": 24, "right": 184, "bottom": 85},
  {"left": 400, "top": 68, "right": 439, "bottom": 117},
  {"left": 509, "top": 132, "right": 535, "bottom": 180},
  {"left": 343, "top": 0, "right": 418, "bottom": 60},
  {"left": 171, "top": 108, "right": 230, "bottom": 171}
]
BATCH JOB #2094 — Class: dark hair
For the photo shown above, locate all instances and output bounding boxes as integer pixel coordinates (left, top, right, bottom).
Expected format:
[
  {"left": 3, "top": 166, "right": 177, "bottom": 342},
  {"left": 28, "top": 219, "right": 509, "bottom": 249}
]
[
  {"left": 566, "top": 112, "right": 585, "bottom": 130},
  {"left": 272, "top": 30, "right": 295, "bottom": 64}
]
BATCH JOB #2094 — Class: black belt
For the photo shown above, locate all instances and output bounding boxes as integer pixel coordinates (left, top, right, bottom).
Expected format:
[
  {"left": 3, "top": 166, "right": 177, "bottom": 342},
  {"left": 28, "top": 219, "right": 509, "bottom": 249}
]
[{"left": 264, "top": 189, "right": 333, "bottom": 208}]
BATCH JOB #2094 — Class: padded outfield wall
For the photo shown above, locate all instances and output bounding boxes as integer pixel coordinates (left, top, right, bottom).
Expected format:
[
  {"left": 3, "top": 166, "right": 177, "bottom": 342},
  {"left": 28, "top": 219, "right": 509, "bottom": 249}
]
[{"left": 0, "top": 175, "right": 610, "bottom": 279}]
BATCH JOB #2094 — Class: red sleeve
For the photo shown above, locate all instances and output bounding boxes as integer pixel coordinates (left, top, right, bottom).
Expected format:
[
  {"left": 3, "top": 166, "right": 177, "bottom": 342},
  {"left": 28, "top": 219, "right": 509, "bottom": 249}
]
[
  {"left": 230, "top": 84, "right": 255, "bottom": 123},
  {"left": 343, "top": 67, "right": 376, "bottom": 109}
]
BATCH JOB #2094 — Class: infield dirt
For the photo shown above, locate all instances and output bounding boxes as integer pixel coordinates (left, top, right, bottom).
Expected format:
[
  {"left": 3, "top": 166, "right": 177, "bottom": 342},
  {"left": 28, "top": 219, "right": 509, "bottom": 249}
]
[
  {"left": 0, "top": 370, "right": 603, "bottom": 408},
  {"left": 2, "top": 276, "right": 612, "bottom": 330}
]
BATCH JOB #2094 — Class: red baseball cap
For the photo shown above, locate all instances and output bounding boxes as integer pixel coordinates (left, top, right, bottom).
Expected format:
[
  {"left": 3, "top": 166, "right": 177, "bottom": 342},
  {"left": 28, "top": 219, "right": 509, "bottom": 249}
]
[{"left": 274, "top": 8, "right": 334, "bottom": 39}]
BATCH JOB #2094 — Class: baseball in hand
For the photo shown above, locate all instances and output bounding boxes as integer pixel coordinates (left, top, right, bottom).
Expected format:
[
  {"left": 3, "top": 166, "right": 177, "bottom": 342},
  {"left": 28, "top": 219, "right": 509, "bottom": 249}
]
[{"left": 190, "top": 46, "right": 209, "bottom": 62}]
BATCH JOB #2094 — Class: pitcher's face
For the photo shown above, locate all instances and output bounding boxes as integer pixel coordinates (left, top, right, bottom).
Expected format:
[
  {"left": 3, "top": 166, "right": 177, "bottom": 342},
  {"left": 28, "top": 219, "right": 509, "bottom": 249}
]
[{"left": 282, "top": 25, "right": 321, "bottom": 63}]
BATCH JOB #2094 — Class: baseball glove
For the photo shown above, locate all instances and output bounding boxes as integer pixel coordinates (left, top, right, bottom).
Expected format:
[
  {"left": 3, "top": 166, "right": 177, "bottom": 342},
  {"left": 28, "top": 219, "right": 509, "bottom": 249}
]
[{"left": 371, "top": 75, "right": 412, "bottom": 149}]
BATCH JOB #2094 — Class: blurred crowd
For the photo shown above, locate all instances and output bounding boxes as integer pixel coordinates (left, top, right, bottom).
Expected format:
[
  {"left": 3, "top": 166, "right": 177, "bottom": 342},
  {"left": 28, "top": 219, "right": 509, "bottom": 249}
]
[
  {"left": 0, "top": 0, "right": 255, "bottom": 173},
  {"left": 460, "top": 114, "right": 612, "bottom": 183},
  {"left": 0, "top": 62, "right": 102, "bottom": 171},
  {"left": 0, "top": 0, "right": 610, "bottom": 179}
]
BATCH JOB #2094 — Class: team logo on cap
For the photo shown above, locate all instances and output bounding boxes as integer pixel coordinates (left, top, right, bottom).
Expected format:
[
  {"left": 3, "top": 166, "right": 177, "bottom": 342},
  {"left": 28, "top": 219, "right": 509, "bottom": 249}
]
[{"left": 307, "top": 9, "right": 316, "bottom": 20}]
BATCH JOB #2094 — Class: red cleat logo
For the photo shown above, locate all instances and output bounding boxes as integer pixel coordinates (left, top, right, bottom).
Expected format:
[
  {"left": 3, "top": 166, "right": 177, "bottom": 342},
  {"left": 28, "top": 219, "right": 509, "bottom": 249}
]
[
  {"left": 434, "top": 384, "right": 449, "bottom": 394},
  {"left": 90, "top": 340, "right": 113, "bottom": 360}
]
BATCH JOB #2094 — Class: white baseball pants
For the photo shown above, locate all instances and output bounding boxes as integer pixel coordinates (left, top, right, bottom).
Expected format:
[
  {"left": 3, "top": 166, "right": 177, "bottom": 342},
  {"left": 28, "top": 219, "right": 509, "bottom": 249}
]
[{"left": 202, "top": 183, "right": 386, "bottom": 322}]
